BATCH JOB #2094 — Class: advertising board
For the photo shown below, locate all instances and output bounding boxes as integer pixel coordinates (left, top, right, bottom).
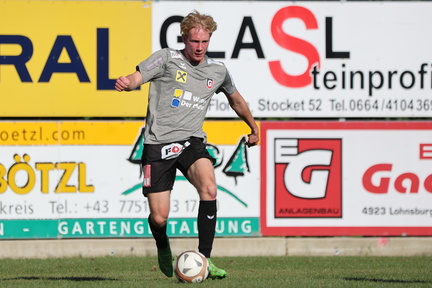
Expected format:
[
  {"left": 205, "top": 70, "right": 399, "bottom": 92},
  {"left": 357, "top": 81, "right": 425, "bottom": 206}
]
[
  {"left": 0, "top": 121, "right": 260, "bottom": 239},
  {"left": 0, "top": 0, "right": 151, "bottom": 117},
  {"left": 260, "top": 121, "right": 432, "bottom": 236},
  {"left": 1, "top": 1, "right": 431, "bottom": 117},
  {"left": 153, "top": 1, "right": 432, "bottom": 118}
]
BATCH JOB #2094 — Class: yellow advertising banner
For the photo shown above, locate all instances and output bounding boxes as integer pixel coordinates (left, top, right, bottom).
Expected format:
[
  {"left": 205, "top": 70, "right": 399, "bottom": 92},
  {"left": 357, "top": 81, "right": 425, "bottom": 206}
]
[
  {"left": 0, "top": 121, "right": 257, "bottom": 145},
  {"left": 0, "top": 0, "right": 151, "bottom": 117}
]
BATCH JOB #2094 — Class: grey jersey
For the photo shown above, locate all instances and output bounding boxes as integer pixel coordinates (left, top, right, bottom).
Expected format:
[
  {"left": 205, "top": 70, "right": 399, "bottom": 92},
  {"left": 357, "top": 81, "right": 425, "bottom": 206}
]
[{"left": 137, "top": 48, "right": 236, "bottom": 144}]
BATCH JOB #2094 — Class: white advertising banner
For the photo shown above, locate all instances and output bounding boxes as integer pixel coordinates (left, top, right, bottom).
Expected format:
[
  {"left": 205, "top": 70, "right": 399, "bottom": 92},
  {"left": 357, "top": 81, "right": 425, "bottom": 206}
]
[
  {"left": 0, "top": 121, "right": 260, "bottom": 239},
  {"left": 153, "top": 1, "right": 432, "bottom": 118},
  {"left": 261, "top": 121, "right": 432, "bottom": 236},
  {"left": 1, "top": 121, "right": 430, "bottom": 238}
]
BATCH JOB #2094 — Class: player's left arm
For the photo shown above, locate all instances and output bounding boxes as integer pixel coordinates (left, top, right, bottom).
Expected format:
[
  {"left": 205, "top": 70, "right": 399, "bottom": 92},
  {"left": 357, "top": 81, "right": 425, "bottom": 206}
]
[{"left": 225, "top": 90, "right": 259, "bottom": 147}]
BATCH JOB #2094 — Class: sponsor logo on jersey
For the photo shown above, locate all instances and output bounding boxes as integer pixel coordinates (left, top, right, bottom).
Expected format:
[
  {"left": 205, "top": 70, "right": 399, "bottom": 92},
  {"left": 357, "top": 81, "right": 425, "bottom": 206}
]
[
  {"left": 171, "top": 89, "right": 194, "bottom": 108},
  {"left": 170, "top": 89, "right": 205, "bottom": 110},
  {"left": 171, "top": 89, "right": 183, "bottom": 107},
  {"left": 206, "top": 78, "right": 214, "bottom": 89},
  {"left": 176, "top": 70, "right": 187, "bottom": 83},
  {"left": 207, "top": 58, "right": 223, "bottom": 66},
  {"left": 170, "top": 50, "right": 183, "bottom": 59}
]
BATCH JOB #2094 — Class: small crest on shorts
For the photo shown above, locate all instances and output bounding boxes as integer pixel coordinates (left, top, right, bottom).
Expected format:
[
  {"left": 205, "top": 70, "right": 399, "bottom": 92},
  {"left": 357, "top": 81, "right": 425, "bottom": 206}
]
[{"left": 161, "top": 141, "right": 190, "bottom": 160}]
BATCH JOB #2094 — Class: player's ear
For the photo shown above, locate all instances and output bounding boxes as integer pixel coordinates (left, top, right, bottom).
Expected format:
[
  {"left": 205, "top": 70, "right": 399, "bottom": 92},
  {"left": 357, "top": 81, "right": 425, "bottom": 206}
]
[{"left": 182, "top": 34, "right": 187, "bottom": 44}]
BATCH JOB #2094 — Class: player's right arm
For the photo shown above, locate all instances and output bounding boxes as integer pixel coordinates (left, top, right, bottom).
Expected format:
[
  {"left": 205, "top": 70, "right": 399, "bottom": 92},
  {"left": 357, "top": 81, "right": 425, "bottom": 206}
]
[{"left": 115, "top": 71, "right": 143, "bottom": 92}]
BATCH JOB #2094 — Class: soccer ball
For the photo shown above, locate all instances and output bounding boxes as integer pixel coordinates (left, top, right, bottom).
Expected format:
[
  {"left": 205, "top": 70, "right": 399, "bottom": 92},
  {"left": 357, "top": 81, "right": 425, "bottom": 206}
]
[{"left": 174, "top": 250, "right": 209, "bottom": 283}]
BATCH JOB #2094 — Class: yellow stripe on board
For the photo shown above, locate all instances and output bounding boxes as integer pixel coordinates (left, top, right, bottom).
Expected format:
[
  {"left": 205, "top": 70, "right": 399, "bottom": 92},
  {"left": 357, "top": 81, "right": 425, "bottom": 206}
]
[
  {"left": 204, "top": 121, "right": 260, "bottom": 145},
  {"left": 0, "top": 122, "right": 143, "bottom": 145},
  {"left": 0, "top": 121, "right": 257, "bottom": 146}
]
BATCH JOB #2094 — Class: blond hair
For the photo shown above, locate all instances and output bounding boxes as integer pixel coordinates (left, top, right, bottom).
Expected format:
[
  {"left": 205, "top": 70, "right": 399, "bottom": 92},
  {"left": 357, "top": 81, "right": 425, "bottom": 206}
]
[{"left": 180, "top": 10, "right": 217, "bottom": 37}]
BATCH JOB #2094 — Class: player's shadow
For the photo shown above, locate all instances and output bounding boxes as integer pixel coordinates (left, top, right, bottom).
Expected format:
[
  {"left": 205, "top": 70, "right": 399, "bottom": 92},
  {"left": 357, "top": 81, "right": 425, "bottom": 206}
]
[
  {"left": 344, "top": 277, "right": 432, "bottom": 284},
  {"left": 2, "top": 276, "right": 118, "bottom": 282}
]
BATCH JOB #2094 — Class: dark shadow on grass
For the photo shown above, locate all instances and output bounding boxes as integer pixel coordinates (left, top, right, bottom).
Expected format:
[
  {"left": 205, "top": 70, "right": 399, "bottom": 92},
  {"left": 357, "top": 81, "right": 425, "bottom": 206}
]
[
  {"left": 345, "top": 277, "right": 432, "bottom": 284},
  {"left": 1, "top": 276, "right": 118, "bottom": 281}
]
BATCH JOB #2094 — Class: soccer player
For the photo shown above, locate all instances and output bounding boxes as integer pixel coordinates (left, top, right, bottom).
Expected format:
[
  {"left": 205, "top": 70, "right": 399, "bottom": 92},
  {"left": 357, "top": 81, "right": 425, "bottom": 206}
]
[{"left": 115, "top": 10, "right": 259, "bottom": 279}]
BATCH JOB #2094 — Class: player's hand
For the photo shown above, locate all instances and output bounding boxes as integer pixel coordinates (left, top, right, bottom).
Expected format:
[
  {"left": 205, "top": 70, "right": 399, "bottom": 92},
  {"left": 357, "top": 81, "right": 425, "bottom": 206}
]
[
  {"left": 246, "top": 132, "right": 259, "bottom": 147},
  {"left": 114, "top": 76, "right": 131, "bottom": 92}
]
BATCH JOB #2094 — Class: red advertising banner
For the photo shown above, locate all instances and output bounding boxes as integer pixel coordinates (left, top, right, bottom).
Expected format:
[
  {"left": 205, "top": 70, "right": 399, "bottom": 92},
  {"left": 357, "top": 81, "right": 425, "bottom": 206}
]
[{"left": 260, "top": 121, "right": 432, "bottom": 236}]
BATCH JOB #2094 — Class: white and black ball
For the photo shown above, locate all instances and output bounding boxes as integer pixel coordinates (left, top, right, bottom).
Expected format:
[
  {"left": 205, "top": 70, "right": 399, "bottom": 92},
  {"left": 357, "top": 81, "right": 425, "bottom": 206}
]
[{"left": 174, "top": 250, "right": 209, "bottom": 283}]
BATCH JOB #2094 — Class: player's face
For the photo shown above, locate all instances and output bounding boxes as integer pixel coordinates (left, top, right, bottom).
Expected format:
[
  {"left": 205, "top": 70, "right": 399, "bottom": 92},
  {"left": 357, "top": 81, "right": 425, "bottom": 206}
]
[{"left": 183, "top": 28, "right": 211, "bottom": 64}]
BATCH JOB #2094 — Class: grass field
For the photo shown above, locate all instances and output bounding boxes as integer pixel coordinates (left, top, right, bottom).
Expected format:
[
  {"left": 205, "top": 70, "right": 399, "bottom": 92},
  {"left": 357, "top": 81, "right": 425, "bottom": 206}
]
[{"left": 0, "top": 256, "right": 431, "bottom": 288}]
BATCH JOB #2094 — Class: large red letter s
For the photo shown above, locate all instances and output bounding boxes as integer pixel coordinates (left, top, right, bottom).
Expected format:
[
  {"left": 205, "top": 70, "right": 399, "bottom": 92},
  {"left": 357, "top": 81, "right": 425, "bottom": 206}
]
[{"left": 269, "top": 6, "right": 320, "bottom": 88}]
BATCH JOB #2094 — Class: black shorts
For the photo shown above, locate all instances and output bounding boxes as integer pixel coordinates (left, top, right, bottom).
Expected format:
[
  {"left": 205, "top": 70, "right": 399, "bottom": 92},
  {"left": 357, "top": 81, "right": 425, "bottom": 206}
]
[{"left": 141, "top": 137, "right": 215, "bottom": 194}]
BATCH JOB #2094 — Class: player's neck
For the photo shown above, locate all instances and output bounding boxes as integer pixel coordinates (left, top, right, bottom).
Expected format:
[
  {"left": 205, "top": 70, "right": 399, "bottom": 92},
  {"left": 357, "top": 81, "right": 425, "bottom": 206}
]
[{"left": 181, "top": 49, "right": 204, "bottom": 66}]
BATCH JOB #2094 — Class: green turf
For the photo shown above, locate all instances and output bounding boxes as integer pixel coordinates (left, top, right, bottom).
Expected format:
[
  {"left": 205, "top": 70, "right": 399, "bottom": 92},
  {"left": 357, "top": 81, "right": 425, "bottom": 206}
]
[{"left": 0, "top": 256, "right": 431, "bottom": 287}]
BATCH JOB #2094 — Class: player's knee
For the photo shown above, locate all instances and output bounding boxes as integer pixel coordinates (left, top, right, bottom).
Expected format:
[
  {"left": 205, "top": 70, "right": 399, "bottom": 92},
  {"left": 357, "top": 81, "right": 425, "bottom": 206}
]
[
  {"left": 151, "top": 214, "right": 168, "bottom": 227},
  {"left": 199, "top": 183, "right": 217, "bottom": 200}
]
